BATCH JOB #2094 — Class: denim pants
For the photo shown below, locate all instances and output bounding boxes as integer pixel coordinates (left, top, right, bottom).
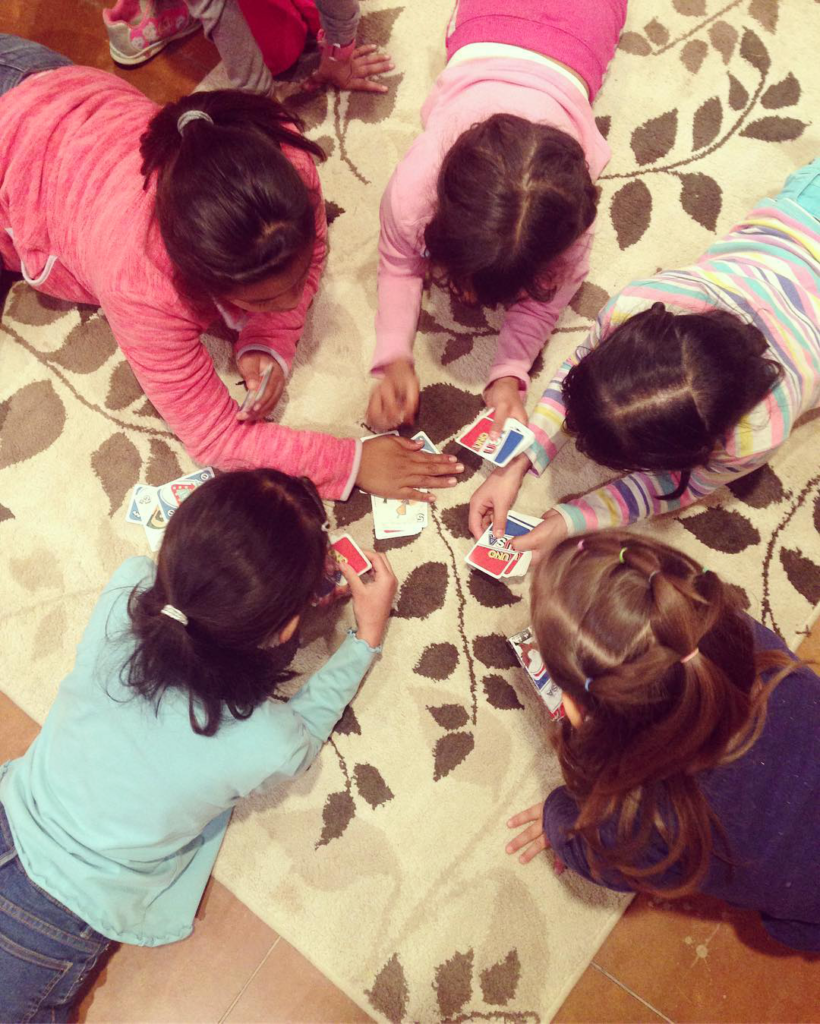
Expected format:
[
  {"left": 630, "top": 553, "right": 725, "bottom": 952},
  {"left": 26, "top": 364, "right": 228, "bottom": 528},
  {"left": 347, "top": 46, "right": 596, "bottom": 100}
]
[
  {"left": 0, "top": 34, "right": 72, "bottom": 98},
  {"left": 0, "top": 804, "right": 111, "bottom": 1024}
]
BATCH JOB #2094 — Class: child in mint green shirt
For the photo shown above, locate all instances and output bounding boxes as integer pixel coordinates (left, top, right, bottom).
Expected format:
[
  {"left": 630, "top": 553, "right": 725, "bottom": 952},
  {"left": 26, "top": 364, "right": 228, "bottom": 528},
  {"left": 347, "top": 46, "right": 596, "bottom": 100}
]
[{"left": 0, "top": 468, "right": 396, "bottom": 1024}]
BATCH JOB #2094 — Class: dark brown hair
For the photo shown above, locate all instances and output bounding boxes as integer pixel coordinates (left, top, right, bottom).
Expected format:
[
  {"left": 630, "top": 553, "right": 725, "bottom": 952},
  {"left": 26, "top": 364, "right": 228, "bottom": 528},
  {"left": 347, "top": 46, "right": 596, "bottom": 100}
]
[
  {"left": 123, "top": 469, "right": 328, "bottom": 737},
  {"left": 140, "top": 90, "right": 326, "bottom": 303},
  {"left": 423, "top": 114, "right": 597, "bottom": 308},
  {"left": 563, "top": 303, "right": 784, "bottom": 500},
  {"left": 530, "top": 529, "right": 797, "bottom": 896}
]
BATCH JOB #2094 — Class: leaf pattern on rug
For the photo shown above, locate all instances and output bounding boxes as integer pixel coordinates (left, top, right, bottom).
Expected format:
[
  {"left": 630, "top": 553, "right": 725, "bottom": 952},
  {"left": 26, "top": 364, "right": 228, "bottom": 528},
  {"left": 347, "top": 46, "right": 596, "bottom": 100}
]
[
  {"left": 414, "top": 642, "right": 459, "bottom": 680},
  {"left": 0, "top": 382, "right": 66, "bottom": 470}
]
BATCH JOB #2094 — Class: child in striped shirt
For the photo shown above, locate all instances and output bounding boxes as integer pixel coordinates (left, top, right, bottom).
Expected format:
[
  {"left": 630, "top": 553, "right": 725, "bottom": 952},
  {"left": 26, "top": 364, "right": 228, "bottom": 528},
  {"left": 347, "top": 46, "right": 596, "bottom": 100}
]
[{"left": 469, "top": 160, "right": 820, "bottom": 554}]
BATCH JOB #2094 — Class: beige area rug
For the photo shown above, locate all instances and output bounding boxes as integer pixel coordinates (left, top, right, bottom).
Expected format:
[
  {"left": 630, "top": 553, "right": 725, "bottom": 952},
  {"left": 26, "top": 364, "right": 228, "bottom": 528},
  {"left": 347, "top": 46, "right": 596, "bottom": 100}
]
[{"left": 2, "top": 0, "right": 819, "bottom": 1020}]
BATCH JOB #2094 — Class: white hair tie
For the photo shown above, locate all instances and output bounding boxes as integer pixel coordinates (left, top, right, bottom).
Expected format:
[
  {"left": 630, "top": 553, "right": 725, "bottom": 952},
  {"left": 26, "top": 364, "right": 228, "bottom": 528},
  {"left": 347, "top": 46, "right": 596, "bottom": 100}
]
[
  {"left": 177, "top": 109, "right": 213, "bottom": 134},
  {"left": 161, "top": 604, "right": 189, "bottom": 626}
]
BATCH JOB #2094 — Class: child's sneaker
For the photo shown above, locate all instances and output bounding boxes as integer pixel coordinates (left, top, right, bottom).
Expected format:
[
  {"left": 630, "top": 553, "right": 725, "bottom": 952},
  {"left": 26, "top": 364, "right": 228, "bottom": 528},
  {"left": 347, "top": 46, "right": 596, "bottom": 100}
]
[{"left": 103, "top": 0, "right": 199, "bottom": 67}]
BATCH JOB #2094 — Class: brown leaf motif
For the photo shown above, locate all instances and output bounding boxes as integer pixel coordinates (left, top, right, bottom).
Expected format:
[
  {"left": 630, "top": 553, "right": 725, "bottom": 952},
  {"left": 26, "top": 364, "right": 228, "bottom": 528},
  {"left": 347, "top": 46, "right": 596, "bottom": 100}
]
[
  {"left": 435, "top": 949, "right": 474, "bottom": 1017},
  {"left": 48, "top": 315, "right": 118, "bottom": 375},
  {"left": 611, "top": 180, "right": 652, "bottom": 249},
  {"left": 631, "top": 110, "right": 678, "bottom": 166},
  {"left": 740, "top": 28, "right": 770, "bottom": 74},
  {"left": 414, "top": 642, "right": 459, "bottom": 680},
  {"left": 569, "top": 281, "right": 609, "bottom": 320},
  {"left": 726, "top": 463, "right": 785, "bottom": 508},
  {"left": 333, "top": 705, "right": 361, "bottom": 735},
  {"left": 440, "top": 502, "right": 472, "bottom": 540},
  {"left": 428, "top": 703, "right": 470, "bottom": 730},
  {"left": 680, "top": 39, "right": 708, "bottom": 75},
  {"left": 468, "top": 570, "right": 521, "bottom": 609},
  {"left": 333, "top": 486, "right": 370, "bottom": 529},
  {"left": 618, "top": 32, "right": 652, "bottom": 57},
  {"left": 728, "top": 74, "right": 750, "bottom": 111},
  {"left": 780, "top": 548, "right": 820, "bottom": 607},
  {"left": 679, "top": 173, "right": 722, "bottom": 231},
  {"left": 417, "top": 383, "right": 484, "bottom": 446},
  {"left": 442, "top": 333, "right": 474, "bottom": 366},
  {"left": 692, "top": 97, "right": 723, "bottom": 150},
  {"left": 680, "top": 507, "right": 760, "bottom": 553},
  {"left": 595, "top": 115, "right": 611, "bottom": 139},
  {"left": 91, "top": 432, "right": 141, "bottom": 516},
  {"left": 761, "top": 73, "right": 800, "bottom": 110},
  {"left": 353, "top": 764, "right": 394, "bottom": 808},
  {"left": 317, "top": 790, "right": 356, "bottom": 848},
  {"left": 479, "top": 949, "right": 521, "bottom": 1006},
  {"left": 395, "top": 562, "right": 448, "bottom": 619},
  {"left": 708, "top": 21, "right": 737, "bottom": 64},
  {"left": 105, "top": 360, "right": 144, "bottom": 411},
  {"left": 473, "top": 633, "right": 518, "bottom": 670},
  {"left": 673, "top": 0, "right": 706, "bottom": 14},
  {"left": 749, "top": 0, "right": 779, "bottom": 33},
  {"left": 366, "top": 953, "right": 409, "bottom": 1024},
  {"left": 0, "top": 503, "right": 14, "bottom": 524},
  {"left": 145, "top": 438, "right": 183, "bottom": 488},
  {"left": 740, "top": 117, "right": 807, "bottom": 143},
  {"left": 324, "top": 200, "right": 345, "bottom": 226},
  {"left": 346, "top": 71, "right": 404, "bottom": 126},
  {"left": 0, "top": 381, "right": 66, "bottom": 470},
  {"left": 483, "top": 675, "right": 524, "bottom": 711},
  {"left": 644, "top": 19, "right": 669, "bottom": 46},
  {"left": 433, "top": 730, "right": 474, "bottom": 781}
]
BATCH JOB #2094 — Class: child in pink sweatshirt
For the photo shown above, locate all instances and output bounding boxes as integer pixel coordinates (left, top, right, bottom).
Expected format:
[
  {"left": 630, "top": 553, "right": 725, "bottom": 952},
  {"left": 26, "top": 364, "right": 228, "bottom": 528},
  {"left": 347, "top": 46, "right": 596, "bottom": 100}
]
[
  {"left": 0, "top": 37, "right": 462, "bottom": 503},
  {"left": 367, "top": 0, "right": 627, "bottom": 436}
]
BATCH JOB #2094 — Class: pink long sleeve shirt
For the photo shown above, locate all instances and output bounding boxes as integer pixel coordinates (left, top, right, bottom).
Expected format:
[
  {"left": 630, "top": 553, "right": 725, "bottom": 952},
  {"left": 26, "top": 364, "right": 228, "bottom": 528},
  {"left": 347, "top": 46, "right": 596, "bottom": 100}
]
[
  {"left": 0, "top": 67, "right": 360, "bottom": 500},
  {"left": 372, "top": 58, "right": 611, "bottom": 390}
]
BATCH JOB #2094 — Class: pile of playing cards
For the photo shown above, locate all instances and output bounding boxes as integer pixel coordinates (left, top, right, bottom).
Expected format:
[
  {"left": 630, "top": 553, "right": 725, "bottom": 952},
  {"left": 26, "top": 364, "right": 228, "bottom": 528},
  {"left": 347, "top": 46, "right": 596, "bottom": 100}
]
[
  {"left": 366, "top": 430, "right": 438, "bottom": 541},
  {"left": 508, "top": 626, "right": 565, "bottom": 720},
  {"left": 465, "top": 509, "right": 541, "bottom": 580},
  {"left": 313, "top": 533, "right": 372, "bottom": 605},
  {"left": 456, "top": 409, "right": 535, "bottom": 468},
  {"left": 125, "top": 468, "right": 215, "bottom": 551}
]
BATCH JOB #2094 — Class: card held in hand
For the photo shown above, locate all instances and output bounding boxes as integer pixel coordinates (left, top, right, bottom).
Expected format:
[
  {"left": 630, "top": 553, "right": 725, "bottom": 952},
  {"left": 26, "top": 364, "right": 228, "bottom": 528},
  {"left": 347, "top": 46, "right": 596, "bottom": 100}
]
[
  {"left": 456, "top": 409, "right": 535, "bottom": 468},
  {"left": 508, "top": 626, "right": 564, "bottom": 720}
]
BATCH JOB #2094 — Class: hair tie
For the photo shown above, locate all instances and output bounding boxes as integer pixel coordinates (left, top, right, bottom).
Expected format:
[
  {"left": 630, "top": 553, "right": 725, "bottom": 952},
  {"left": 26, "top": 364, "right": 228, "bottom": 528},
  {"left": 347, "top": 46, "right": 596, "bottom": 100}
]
[
  {"left": 161, "top": 604, "right": 189, "bottom": 626},
  {"left": 648, "top": 570, "right": 660, "bottom": 584},
  {"left": 177, "top": 109, "right": 213, "bottom": 134},
  {"left": 618, "top": 547, "right": 628, "bottom": 564},
  {"left": 584, "top": 677, "right": 593, "bottom": 692},
  {"left": 320, "top": 521, "right": 331, "bottom": 533},
  {"left": 577, "top": 540, "right": 585, "bottom": 551},
  {"left": 680, "top": 648, "right": 699, "bottom": 664}
]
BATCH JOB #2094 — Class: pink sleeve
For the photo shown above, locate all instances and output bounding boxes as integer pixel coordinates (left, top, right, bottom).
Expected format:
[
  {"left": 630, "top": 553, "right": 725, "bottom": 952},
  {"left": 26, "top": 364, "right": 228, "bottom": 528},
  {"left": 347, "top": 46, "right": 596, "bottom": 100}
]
[
  {"left": 488, "top": 229, "right": 593, "bottom": 390},
  {"left": 371, "top": 171, "right": 427, "bottom": 375},
  {"left": 102, "top": 292, "right": 360, "bottom": 501},
  {"left": 235, "top": 150, "right": 328, "bottom": 374}
]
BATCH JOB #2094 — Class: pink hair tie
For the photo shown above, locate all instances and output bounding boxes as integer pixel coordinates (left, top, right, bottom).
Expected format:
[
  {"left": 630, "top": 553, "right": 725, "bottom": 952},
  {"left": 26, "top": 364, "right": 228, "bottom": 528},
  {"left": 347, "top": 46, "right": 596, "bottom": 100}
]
[
  {"left": 577, "top": 540, "right": 585, "bottom": 551},
  {"left": 680, "top": 648, "right": 700, "bottom": 664}
]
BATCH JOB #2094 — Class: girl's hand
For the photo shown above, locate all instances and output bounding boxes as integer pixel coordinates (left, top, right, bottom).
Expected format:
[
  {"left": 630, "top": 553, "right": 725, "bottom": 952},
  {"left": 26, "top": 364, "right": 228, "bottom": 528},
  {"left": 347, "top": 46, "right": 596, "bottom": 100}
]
[
  {"left": 356, "top": 435, "right": 463, "bottom": 502},
  {"left": 506, "top": 802, "right": 565, "bottom": 874},
  {"left": 367, "top": 360, "right": 420, "bottom": 430},
  {"left": 484, "top": 377, "right": 529, "bottom": 440},
  {"left": 237, "top": 354, "right": 285, "bottom": 422},
  {"left": 510, "top": 510, "right": 568, "bottom": 565},
  {"left": 338, "top": 550, "right": 397, "bottom": 648},
  {"left": 306, "top": 44, "right": 395, "bottom": 94},
  {"left": 468, "top": 454, "right": 529, "bottom": 539}
]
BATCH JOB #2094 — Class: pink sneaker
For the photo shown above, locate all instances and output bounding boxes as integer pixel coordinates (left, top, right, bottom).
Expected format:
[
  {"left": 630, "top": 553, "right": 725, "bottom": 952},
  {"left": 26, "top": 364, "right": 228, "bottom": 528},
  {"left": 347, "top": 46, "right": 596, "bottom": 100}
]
[{"left": 103, "top": 0, "right": 199, "bottom": 67}]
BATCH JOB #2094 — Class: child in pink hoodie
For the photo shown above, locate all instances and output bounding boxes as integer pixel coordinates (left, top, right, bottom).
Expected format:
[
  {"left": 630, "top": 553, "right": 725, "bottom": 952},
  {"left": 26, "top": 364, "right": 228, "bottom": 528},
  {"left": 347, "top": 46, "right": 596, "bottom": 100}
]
[
  {"left": 0, "top": 37, "right": 463, "bottom": 503},
  {"left": 367, "top": 0, "right": 627, "bottom": 437}
]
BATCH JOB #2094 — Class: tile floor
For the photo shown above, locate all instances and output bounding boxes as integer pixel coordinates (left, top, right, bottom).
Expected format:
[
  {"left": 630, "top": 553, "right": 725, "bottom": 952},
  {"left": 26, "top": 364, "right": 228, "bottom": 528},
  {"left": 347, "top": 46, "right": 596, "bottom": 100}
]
[{"left": 2, "top": 2, "right": 820, "bottom": 1020}]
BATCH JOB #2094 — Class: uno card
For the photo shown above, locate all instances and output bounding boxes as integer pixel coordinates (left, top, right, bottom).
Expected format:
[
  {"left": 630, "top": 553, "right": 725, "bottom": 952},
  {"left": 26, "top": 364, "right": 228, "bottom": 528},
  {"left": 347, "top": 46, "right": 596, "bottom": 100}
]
[
  {"left": 370, "top": 495, "right": 427, "bottom": 540},
  {"left": 456, "top": 409, "right": 535, "bottom": 468},
  {"left": 508, "top": 626, "right": 565, "bottom": 719},
  {"left": 156, "top": 468, "right": 215, "bottom": 521},
  {"left": 465, "top": 543, "right": 531, "bottom": 579},
  {"left": 125, "top": 484, "right": 147, "bottom": 525},
  {"left": 134, "top": 485, "right": 166, "bottom": 553},
  {"left": 475, "top": 509, "right": 542, "bottom": 550},
  {"left": 330, "top": 534, "right": 372, "bottom": 577},
  {"left": 239, "top": 364, "right": 274, "bottom": 415},
  {"left": 411, "top": 430, "right": 439, "bottom": 454}
]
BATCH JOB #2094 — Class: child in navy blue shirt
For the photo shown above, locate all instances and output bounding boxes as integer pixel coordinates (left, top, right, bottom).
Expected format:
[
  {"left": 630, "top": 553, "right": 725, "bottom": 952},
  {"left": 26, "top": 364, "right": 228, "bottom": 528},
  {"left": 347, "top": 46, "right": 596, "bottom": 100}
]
[{"left": 507, "top": 530, "right": 820, "bottom": 952}]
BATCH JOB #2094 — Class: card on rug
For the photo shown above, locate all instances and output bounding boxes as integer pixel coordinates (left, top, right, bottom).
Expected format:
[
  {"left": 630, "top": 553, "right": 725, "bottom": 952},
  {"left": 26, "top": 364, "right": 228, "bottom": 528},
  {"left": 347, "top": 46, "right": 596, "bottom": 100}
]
[
  {"left": 509, "top": 626, "right": 565, "bottom": 719},
  {"left": 134, "top": 486, "right": 166, "bottom": 553},
  {"left": 411, "top": 430, "right": 439, "bottom": 454},
  {"left": 125, "top": 484, "right": 147, "bottom": 525},
  {"left": 371, "top": 495, "right": 427, "bottom": 540},
  {"left": 456, "top": 409, "right": 535, "bottom": 468},
  {"left": 156, "top": 467, "right": 215, "bottom": 521}
]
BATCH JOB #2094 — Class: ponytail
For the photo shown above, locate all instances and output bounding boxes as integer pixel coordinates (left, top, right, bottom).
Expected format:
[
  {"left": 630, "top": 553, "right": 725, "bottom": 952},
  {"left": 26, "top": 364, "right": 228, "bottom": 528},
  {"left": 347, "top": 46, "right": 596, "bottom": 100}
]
[{"left": 139, "top": 90, "right": 326, "bottom": 304}]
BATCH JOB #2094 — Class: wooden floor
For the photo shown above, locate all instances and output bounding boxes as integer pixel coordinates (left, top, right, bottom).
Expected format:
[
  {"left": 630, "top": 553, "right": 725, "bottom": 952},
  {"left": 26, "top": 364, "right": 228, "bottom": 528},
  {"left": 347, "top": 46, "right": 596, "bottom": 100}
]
[{"left": 1, "top": 2, "right": 819, "bottom": 1020}]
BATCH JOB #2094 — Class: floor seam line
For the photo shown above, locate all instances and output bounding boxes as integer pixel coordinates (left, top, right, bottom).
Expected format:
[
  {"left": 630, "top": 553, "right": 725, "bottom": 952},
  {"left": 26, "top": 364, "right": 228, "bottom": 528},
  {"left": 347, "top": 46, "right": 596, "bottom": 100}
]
[
  {"left": 217, "top": 935, "right": 281, "bottom": 1023},
  {"left": 590, "top": 961, "right": 674, "bottom": 1023}
]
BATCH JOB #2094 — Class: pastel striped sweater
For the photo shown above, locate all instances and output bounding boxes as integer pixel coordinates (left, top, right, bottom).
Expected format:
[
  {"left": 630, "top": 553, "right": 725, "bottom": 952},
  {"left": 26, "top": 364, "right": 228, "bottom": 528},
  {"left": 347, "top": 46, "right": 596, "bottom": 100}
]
[{"left": 527, "top": 195, "right": 820, "bottom": 535}]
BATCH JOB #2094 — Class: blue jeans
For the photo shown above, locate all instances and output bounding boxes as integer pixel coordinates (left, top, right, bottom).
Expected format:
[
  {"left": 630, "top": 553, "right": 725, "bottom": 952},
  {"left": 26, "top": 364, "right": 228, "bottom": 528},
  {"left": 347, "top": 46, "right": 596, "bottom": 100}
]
[
  {"left": 777, "top": 158, "right": 820, "bottom": 220},
  {"left": 0, "top": 804, "right": 112, "bottom": 1024},
  {"left": 0, "top": 34, "right": 72, "bottom": 98}
]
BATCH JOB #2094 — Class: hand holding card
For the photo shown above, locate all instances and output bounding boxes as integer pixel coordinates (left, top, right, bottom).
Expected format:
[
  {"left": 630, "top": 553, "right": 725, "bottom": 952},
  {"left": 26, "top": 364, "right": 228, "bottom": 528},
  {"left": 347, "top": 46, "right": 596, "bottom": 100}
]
[
  {"left": 456, "top": 409, "right": 535, "bottom": 468},
  {"left": 509, "top": 626, "right": 565, "bottom": 719}
]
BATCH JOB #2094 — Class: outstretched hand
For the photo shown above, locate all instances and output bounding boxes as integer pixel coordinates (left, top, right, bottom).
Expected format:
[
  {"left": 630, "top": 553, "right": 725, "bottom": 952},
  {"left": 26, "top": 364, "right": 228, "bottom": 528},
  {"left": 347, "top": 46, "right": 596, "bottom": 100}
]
[
  {"left": 306, "top": 44, "right": 395, "bottom": 94},
  {"left": 506, "top": 802, "right": 565, "bottom": 874},
  {"left": 356, "top": 434, "right": 464, "bottom": 502}
]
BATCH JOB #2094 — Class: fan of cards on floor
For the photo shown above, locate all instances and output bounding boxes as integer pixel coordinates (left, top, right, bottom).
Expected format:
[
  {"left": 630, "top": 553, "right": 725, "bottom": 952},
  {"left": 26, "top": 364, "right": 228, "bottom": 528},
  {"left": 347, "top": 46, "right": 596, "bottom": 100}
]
[
  {"left": 365, "top": 430, "right": 439, "bottom": 541},
  {"left": 125, "top": 468, "right": 215, "bottom": 551},
  {"left": 508, "top": 627, "right": 565, "bottom": 720}
]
